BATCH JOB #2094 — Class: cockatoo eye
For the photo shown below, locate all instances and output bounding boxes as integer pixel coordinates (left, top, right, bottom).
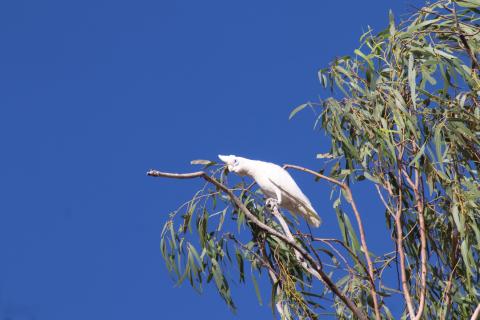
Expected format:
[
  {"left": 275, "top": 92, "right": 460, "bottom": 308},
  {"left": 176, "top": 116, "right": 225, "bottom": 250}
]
[{"left": 233, "top": 159, "right": 239, "bottom": 166}]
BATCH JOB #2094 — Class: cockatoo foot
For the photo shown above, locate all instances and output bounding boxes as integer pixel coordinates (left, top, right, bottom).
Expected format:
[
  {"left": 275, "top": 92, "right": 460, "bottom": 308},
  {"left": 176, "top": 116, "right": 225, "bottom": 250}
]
[{"left": 265, "top": 198, "right": 279, "bottom": 211}]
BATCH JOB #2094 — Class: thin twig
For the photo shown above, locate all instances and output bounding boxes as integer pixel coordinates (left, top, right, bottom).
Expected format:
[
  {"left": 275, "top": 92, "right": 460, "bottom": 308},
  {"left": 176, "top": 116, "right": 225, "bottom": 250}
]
[
  {"left": 283, "top": 164, "right": 381, "bottom": 320},
  {"left": 147, "top": 169, "right": 369, "bottom": 320},
  {"left": 402, "top": 164, "right": 427, "bottom": 320},
  {"left": 375, "top": 184, "right": 395, "bottom": 216},
  {"left": 309, "top": 237, "right": 368, "bottom": 271},
  {"left": 313, "top": 237, "right": 350, "bottom": 267}
]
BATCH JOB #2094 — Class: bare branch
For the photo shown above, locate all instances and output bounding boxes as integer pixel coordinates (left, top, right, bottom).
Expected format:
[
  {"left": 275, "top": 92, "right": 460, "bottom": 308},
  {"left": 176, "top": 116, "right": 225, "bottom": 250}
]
[
  {"left": 413, "top": 168, "right": 427, "bottom": 320},
  {"left": 401, "top": 144, "right": 427, "bottom": 320},
  {"left": 147, "top": 170, "right": 206, "bottom": 179}
]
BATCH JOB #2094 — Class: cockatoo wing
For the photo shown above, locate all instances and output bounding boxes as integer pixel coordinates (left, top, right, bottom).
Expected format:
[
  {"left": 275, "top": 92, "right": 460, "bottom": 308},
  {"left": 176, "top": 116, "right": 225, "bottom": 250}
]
[{"left": 265, "top": 163, "right": 322, "bottom": 227}]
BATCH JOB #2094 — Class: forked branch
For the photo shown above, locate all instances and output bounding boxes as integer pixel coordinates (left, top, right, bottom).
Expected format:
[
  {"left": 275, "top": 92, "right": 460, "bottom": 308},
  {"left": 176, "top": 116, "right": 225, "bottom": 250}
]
[{"left": 147, "top": 169, "right": 369, "bottom": 320}]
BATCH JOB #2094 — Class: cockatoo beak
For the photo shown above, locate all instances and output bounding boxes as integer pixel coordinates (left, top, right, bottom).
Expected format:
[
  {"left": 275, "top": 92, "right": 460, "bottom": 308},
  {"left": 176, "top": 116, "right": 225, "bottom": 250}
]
[
  {"left": 218, "top": 154, "right": 230, "bottom": 163},
  {"left": 218, "top": 154, "right": 235, "bottom": 171}
]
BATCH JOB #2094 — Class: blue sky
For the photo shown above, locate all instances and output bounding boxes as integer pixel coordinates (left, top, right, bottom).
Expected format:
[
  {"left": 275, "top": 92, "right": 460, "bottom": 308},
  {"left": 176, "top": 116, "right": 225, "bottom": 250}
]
[{"left": 0, "top": 1, "right": 420, "bottom": 319}]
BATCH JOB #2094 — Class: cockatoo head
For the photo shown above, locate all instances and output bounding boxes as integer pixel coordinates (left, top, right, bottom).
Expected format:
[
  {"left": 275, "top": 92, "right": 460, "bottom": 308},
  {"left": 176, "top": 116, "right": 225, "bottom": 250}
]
[{"left": 218, "top": 155, "right": 249, "bottom": 176}]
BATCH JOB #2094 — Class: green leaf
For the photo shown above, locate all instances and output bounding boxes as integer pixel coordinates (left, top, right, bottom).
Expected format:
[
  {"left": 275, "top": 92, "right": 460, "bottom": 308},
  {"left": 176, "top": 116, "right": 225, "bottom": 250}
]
[
  {"left": 189, "top": 244, "right": 204, "bottom": 270},
  {"left": 460, "top": 239, "right": 473, "bottom": 278},
  {"left": 270, "top": 280, "right": 280, "bottom": 316},
  {"left": 237, "top": 209, "right": 245, "bottom": 233},
  {"left": 160, "top": 238, "right": 167, "bottom": 260},
  {"left": 389, "top": 10, "right": 396, "bottom": 36},
  {"left": 335, "top": 207, "right": 348, "bottom": 245},
  {"left": 251, "top": 272, "right": 263, "bottom": 306},
  {"left": 408, "top": 141, "right": 426, "bottom": 168},
  {"left": 184, "top": 201, "right": 197, "bottom": 233},
  {"left": 190, "top": 159, "right": 215, "bottom": 166},
  {"left": 354, "top": 49, "right": 374, "bottom": 70},
  {"left": 217, "top": 208, "right": 228, "bottom": 232},
  {"left": 318, "top": 69, "right": 328, "bottom": 88},
  {"left": 169, "top": 221, "right": 177, "bottom": 249},
  {"left": 452, "top": 205, "right": 465, "bottom": 236},
  {"left": 289, "top": 103, "right": 309, "bottom": 120},
  {"left": 316, "top": 152, "right": 335, "bottom": 159},
  {"left": 434, "top": 123, "right": 444, "bottom": 170},
  {"left": 198, "top": 209, "right": 208, "bottom": 247},
  {"left": 364, "top": 171, "right": 380, "bottom": 184},
  {"left": 343, "top": 212, "right": 361, "bottom": 255},
  {"left": 456, "top": 0, "right": 480, "bottom": 8},
  {"left": 176, "top": 250, "right": 192, "bottom": 286},
  {"left": 235, "top": 249, "right": 245, "bottom": 283}
]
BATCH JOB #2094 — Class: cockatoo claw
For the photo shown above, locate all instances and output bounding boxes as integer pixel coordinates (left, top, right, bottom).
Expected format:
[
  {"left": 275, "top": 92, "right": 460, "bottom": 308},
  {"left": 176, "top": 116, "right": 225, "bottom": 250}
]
[{"left": 265, "top": 198, "right": 279, "bottom": 211}]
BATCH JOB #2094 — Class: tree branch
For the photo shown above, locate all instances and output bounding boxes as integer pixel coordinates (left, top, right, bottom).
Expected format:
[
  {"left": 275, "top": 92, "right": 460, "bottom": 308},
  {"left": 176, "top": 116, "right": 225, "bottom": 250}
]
[
  {"left": 396, "top": 147, "right": 417, "bottom": 319},
  {"left": 413, "top": 170, "right": 427, "bottom": 320},
  {"left": 147, "top": 169, "right": 369, "bottom": 320},
  {"left": 471, "top": 303, "right": 480, "bottom": 320},
  {"left": 402, "top": 165, "right": 427, "bottom": 320},
  {"left": 283, "top": 164, "right": 381, "bottom": 320}
]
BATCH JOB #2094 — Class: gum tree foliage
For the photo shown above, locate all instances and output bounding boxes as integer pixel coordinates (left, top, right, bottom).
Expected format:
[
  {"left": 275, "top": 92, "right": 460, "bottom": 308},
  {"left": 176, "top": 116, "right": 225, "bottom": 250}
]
[{"left": 155, "top": 1, "right": 479, "bottom": 319}]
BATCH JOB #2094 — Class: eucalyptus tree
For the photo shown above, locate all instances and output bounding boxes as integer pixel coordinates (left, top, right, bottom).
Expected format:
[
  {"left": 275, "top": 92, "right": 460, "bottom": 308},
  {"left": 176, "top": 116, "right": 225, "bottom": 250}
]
[{"left": 149, "top": 1, "right": 480, "bottom": 319}]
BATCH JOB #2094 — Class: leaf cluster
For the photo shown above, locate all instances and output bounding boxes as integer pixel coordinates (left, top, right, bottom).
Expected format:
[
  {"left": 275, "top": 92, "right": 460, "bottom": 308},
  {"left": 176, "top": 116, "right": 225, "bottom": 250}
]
[{"left": 292, "top": 0, "right": 480, "bottom": 318}]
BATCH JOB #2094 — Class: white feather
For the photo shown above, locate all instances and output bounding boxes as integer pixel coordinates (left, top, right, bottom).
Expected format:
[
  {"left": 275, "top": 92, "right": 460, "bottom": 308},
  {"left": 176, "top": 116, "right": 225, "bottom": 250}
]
[{"left": 218, "top": 155, "right": 322, "bottom": 227}]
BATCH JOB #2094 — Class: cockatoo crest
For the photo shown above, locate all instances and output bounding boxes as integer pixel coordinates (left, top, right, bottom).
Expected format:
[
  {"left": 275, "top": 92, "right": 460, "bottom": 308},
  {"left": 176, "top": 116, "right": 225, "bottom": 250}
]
[
  {"left": 218, "top": 154, "right": 322, "bottom": 227},
  {"left": 217, "top": 155, "right": 250, "bottom": 176}
]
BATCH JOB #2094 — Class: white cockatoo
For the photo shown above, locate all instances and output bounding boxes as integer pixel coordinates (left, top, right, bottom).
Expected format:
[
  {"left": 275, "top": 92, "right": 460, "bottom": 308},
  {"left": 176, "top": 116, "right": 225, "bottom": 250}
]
[{"left": 218, "top": 155, "right": 322, "bottom": 227}]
